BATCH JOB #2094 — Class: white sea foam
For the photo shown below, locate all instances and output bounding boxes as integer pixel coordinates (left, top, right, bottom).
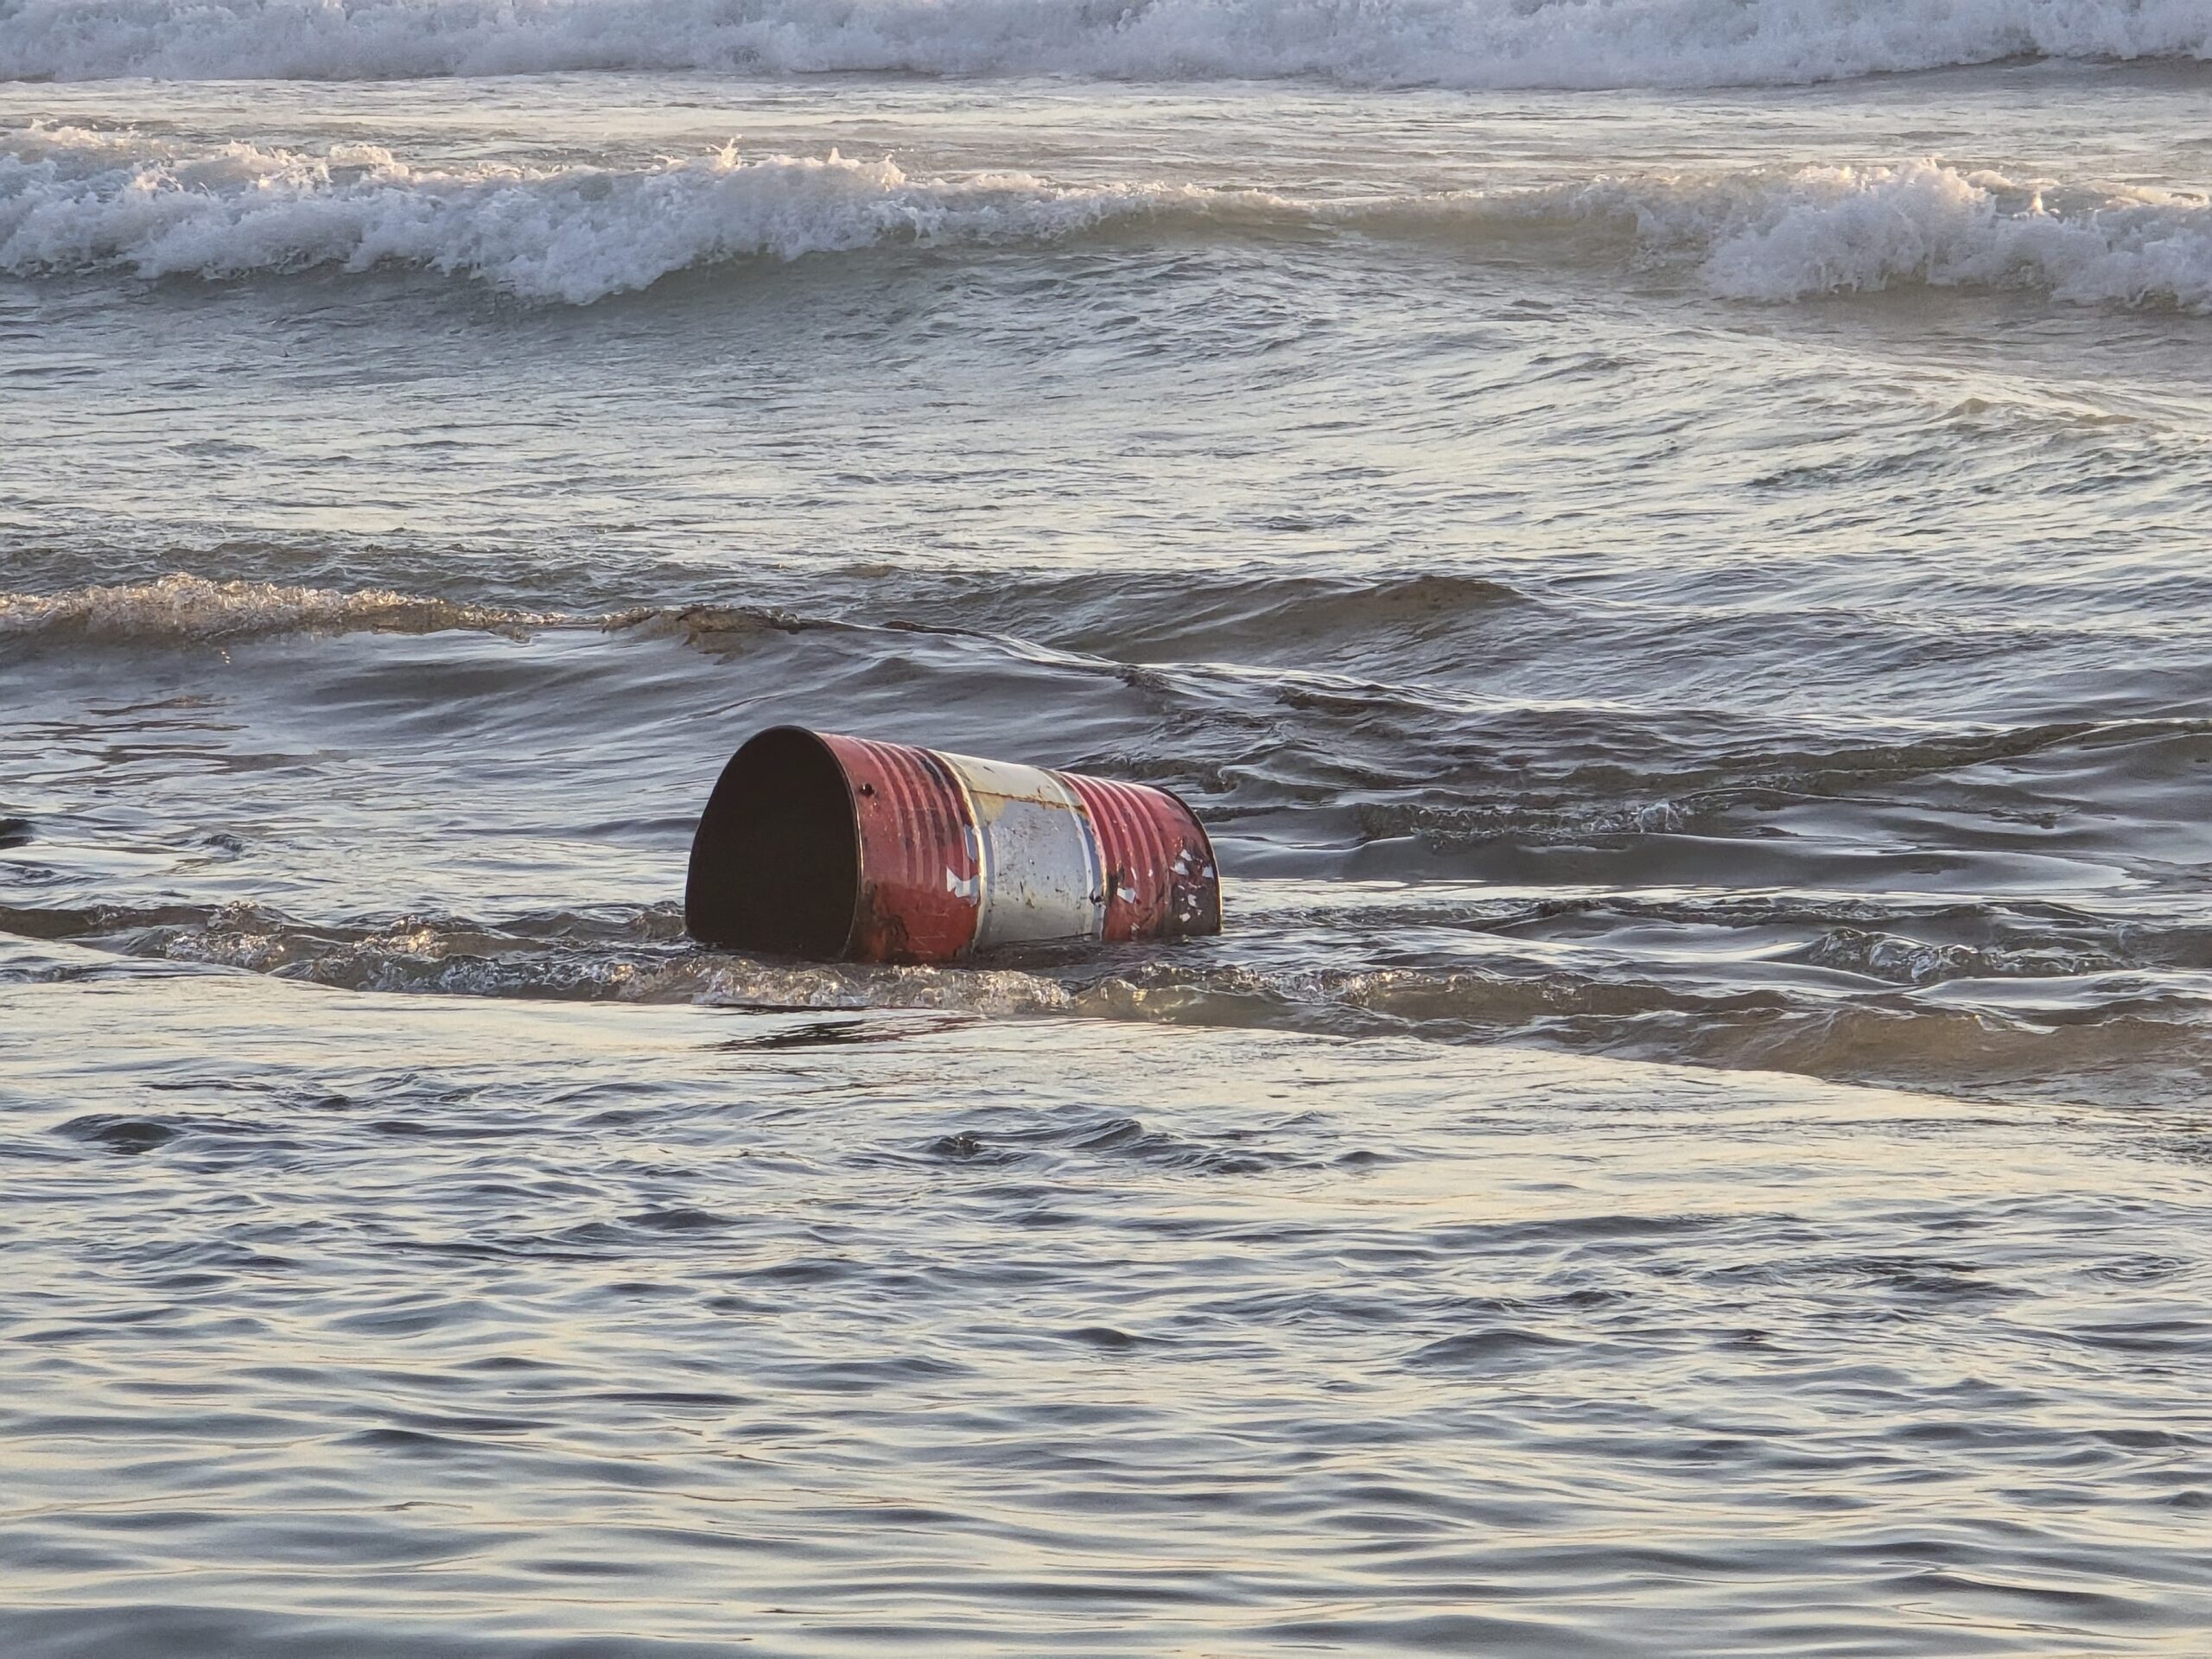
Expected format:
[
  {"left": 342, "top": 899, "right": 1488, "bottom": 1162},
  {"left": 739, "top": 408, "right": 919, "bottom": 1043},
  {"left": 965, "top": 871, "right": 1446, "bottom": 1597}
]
[
  {"left": 5, "top": 127, "right": 2209, "bottom": 311},
  {"left": 0, "top": 125, "right": 1238, "bottom": 302},
  {"left": 2, "top": 0, "right": 2206, "bottom": 87},
  {"left": 1497, "top": 162, "right": 2212, "bottom": 309}
]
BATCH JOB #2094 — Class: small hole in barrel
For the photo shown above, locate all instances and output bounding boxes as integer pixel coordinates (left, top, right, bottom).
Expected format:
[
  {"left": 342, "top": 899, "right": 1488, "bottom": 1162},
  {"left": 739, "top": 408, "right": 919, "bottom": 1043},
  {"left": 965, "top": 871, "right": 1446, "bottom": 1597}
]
[{"left": 684, "top": 728, "right": 859, "bottom": 958}]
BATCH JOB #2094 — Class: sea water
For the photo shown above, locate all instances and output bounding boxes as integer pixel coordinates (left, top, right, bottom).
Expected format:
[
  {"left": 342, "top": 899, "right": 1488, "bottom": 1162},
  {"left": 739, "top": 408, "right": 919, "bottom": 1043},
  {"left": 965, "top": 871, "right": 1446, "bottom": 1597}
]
[{"left": 3, "top": 4, "right": 2210, "bottom": 1652}]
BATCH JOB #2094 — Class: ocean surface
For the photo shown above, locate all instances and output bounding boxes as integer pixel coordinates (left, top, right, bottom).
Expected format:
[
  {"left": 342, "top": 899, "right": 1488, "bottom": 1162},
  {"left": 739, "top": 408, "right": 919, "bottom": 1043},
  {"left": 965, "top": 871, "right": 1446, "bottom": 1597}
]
[{"left": 4, "top": 3, "right": 2211, "bottom": 1653}]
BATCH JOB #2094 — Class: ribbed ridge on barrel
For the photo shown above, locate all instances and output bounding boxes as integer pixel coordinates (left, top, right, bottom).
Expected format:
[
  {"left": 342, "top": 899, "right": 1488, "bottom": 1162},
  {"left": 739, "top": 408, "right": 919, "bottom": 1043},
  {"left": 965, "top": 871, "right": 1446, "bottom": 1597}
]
[
  {"left": 1062, "top": 773, "right": 1221, "bottom": 942},
  {"left": 822, "top": 734, "right": 982, "bottom": 963}
]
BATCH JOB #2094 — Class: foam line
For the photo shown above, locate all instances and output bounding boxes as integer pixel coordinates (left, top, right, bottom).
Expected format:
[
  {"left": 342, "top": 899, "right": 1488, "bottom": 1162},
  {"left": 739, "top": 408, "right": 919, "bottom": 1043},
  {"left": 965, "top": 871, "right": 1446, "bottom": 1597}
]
[{"left": 3, "top": 0, "right": 2208, "bottom": 88}]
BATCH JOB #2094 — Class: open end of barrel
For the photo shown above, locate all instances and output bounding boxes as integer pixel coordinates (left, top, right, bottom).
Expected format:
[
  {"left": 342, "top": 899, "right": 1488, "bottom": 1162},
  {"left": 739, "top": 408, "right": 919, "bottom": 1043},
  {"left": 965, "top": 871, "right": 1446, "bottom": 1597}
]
[{"left": 684, "top": 727, "right": 860, "bottom": 958}]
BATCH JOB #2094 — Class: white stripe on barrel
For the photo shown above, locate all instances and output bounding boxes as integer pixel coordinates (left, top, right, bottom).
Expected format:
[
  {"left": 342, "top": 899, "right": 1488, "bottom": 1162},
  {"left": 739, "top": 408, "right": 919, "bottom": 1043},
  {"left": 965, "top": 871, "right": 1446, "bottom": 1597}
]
[{"left": 937, "top": 752, "right": 1106, "bottom": 950}]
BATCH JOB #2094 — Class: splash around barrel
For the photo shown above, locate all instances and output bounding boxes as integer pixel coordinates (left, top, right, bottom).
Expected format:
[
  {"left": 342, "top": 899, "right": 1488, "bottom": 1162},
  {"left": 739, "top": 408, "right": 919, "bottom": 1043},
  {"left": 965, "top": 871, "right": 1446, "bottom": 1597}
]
[{"left": 683, "top": 727, "right": 1221, "bottom": 964}]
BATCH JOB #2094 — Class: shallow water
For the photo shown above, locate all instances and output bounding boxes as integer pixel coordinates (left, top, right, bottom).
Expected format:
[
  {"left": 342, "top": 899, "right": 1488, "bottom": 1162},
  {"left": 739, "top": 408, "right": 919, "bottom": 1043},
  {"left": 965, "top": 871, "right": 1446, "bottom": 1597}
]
[
  {"left": 5, "top": 6, "right": 2212, "bottom": 1652},
  {"left": 7, "top": 962, "right": 2212, "bottom": 1656}
]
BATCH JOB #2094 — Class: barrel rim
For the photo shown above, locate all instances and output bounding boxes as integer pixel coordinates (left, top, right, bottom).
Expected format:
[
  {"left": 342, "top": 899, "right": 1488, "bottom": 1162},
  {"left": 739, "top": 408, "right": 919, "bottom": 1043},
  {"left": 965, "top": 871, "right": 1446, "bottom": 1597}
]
[
  {"left": 684, "top": 723, "right": 861, "bottom": 957},
  {"left": 753, "top": 724, "right": 863, "bottom": 959}
]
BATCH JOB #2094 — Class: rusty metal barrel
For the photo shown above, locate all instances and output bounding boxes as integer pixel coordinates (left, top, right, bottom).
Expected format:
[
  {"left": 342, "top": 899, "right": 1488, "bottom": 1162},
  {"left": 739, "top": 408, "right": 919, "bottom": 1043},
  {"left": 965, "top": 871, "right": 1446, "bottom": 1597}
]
[{"left": 684, "top": 727, "right": 1222, "bottom": 963}]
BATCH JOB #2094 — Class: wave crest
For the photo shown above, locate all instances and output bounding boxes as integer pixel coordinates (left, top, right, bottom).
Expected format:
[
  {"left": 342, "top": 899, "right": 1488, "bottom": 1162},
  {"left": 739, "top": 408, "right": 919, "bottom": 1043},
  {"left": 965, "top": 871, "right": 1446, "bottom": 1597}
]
[
  {"left": 0, "top": 126, "right": 1238, "bottom": 302},
  {"left": 3, "top": 0, "right": 2208, "bottom": 88},
  {"left": 0, "top": 574, "right": 570, "bottom": 641},
  {"left": 1673, "top": 163, "right": 2212, "bottom": 308},
  {"left": 1357, "top": 161, "right": 2212, "bottom": 308},
  {"left": 6, "top": 129, "right": 2208, "bottom": 311}
]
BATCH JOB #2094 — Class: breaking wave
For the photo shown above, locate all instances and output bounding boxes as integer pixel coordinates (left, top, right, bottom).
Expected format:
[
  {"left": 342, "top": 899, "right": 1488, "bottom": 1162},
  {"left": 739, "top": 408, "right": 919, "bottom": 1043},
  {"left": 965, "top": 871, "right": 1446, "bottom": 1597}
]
[
  {"left": 1627, "top": 163, "right": 2212, "bottom": 308},
  {"left": 1390, "top": 162, "right": 2212, "bottom": 309},
  {"left": 0, "top": 125, "right": 1247, "bottom": 303},
  {"left": 3, "top": 0, "right": 2207, "bottom": 88},
  {"left": 0, "top": 573, "right": 572, "bottom": 640},
  {"left": 5, "top": 127, "right": 2208, "bottom": 310}
]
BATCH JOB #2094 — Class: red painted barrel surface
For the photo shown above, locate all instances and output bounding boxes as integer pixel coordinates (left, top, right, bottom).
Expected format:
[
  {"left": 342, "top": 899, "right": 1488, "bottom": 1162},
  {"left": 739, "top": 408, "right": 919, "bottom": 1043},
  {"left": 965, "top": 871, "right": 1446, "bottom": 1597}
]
[{"left": 684, "top": 727, "right": 1221, "bottom": 963}]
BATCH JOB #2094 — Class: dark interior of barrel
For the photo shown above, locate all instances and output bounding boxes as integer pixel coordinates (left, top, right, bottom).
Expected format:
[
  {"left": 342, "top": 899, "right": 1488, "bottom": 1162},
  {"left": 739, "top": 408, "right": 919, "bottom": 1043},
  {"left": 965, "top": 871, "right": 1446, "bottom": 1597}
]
[{"left": 683, "top": 728, "right": 859, "bottom": 958}]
